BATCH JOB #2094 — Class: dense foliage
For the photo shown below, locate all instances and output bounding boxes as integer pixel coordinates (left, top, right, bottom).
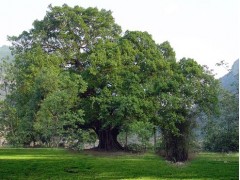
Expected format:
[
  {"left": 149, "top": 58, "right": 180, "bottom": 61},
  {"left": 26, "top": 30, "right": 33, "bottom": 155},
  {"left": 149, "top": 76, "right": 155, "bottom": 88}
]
[
  {"left": 203, "top": 89, "right": 239, "bottom": 152},
  {"left": 200, "top": 60, "right": 239, "bottom": 153},
  {"left": 0, "top": 4, "right": 220, "bottom": 162}
]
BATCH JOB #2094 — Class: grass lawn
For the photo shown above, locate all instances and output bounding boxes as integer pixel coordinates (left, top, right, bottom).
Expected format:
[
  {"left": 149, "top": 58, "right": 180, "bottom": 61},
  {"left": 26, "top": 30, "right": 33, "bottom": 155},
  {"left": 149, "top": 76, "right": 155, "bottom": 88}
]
[{"left": 0, "top": 148, "right": 238, "bottom": 180}]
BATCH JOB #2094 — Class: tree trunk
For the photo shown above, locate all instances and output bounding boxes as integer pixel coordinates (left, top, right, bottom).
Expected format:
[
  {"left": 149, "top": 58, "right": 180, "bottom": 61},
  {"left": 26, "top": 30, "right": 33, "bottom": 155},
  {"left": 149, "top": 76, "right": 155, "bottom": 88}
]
[
  {"left": 153, "top": 127, "right": 157, "bottom": 150},
  {"left": 163, "top": 121, "right": 190, "bottom": 162},
  {"left": 95, "top": 127, "right": 124, "bottom": 151},
  {"left": 125, "top": 131, "right": 128, "bottom": 147},
  {"left": 164, "top": 133, "right": 189, "bottom": 162}
]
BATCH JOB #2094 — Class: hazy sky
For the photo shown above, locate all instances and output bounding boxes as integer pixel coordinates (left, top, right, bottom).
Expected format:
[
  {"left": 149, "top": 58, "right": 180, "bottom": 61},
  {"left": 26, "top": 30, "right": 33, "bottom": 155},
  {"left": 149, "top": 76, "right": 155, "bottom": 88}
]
[{"left": 0, "top": 0, "right": 239, "bottom": 77}]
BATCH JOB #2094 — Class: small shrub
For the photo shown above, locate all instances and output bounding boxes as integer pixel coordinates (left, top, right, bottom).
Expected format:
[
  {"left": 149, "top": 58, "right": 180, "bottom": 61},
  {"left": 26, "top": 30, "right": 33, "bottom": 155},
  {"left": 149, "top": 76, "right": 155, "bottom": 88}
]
[{"left": 126, "top": 143, "right": 146, "bottom": 153}]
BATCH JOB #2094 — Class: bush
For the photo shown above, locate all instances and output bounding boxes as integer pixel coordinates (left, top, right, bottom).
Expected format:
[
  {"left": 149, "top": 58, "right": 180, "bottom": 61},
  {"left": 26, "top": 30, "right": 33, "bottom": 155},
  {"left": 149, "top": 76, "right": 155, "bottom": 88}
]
[
  {"left": 126, "top": 143, "right": 147, "bottom": 153},
  {"left": 155, "top": 138, "right": 164, "bottom": 152}
]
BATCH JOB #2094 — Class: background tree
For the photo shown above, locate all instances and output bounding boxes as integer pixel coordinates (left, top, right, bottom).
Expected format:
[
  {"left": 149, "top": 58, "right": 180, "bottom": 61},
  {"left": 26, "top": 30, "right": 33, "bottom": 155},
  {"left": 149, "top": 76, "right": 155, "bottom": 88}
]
[
  {"left": 202, "top": 59, "right": 239, "bottom": 152},
  {"left": 0, "top": 58, "right": 18, "bottom": 145},
  {"left": 203, "top": 88, "right": 238, "bottom": 152}
]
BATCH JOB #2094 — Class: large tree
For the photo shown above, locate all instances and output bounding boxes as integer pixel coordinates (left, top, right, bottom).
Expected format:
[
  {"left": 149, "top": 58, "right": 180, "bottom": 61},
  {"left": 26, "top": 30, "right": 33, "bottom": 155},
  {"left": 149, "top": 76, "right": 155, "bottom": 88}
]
[
  {"left": 153, "top": 44, "right": 219, "bottom": 161},
  {"left": 8, "top": 5, "right": 160, "bottom": 150},
  {"left": 79, "top": 31, "right": 167, "bottom": 150},
  {"left": 6, "top": 5, "right": 219, "bottom": 161}
]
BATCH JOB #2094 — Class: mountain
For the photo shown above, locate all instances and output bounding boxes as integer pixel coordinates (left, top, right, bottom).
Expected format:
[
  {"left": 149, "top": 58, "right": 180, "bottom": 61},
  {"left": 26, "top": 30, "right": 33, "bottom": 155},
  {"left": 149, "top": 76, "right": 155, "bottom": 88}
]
[
  {"left": 0, "top": 45, "right": 12, "bottom": 61},
  {"left": 0, "top": 45, "right": 12, "bottom": 99},
  {"left": 219, "top": 59, "right": 239, "bottom": 94}
]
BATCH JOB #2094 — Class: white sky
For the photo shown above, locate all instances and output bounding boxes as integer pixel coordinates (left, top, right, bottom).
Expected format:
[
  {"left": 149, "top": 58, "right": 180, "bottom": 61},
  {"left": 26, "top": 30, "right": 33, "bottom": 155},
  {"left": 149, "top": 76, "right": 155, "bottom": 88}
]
[{"left": 0, "top": 0, "right": 239, "bottom": 77}]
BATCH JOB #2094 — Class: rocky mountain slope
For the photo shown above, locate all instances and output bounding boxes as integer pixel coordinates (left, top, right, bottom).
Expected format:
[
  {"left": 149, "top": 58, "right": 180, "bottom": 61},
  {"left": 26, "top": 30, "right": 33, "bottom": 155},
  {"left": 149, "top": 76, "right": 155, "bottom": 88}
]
[{"left": 219, "top": 59, "right": 239, "bottom": 94}]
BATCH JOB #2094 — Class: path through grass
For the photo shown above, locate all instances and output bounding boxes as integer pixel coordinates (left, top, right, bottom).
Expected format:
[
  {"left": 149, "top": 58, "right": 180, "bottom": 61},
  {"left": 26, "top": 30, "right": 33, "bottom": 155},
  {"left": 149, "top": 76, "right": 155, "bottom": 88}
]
[{"left": 0, "top": 148, "right": 238, "bottom": 179}]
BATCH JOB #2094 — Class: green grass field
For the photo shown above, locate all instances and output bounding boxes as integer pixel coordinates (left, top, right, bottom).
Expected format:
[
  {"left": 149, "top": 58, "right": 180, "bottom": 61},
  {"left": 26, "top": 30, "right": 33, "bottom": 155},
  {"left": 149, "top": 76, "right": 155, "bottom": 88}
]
[{"left": 0, "top": 148, "right": 238, "bottom": 180}]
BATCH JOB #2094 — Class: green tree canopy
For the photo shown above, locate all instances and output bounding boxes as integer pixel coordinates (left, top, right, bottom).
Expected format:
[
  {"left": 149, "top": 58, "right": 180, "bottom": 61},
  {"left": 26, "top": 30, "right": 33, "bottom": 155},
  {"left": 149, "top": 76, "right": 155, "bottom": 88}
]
[
  {"left": 154, "top": 57, "right": 219, "bottom": 161},
  {"left": 2, "top": 4, "right": 219, "bottom": 162}
]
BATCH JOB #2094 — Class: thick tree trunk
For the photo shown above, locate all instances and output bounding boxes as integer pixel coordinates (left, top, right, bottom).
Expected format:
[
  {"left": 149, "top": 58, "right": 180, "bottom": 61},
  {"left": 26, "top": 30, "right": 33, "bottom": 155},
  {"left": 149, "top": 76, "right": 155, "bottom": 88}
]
[
  {"left": 163, "top": 121, "right": 190, "bottom": 162},
  {"left": 95, "top": 127, "right": 124, "bottom": 151},
  {"left": 164, "top": 133, "right": 189, "bottom": 162}
]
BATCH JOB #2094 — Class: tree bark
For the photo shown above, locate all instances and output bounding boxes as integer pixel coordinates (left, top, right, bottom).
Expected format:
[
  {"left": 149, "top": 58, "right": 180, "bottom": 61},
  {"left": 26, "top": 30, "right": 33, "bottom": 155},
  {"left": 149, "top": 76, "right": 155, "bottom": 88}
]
[
  {"left": 164, "top": 133, "right": 189, "bottom": 162},
  {"left": 163, "top": 121, "right": 190, "bottom": 162},
  {"left": 153, "top": 127, "right": 157, "bottom": 150},
  {"left": 125, "top": 131, "right": 128, "bottom": 147},
  {"left": 95, "top": 127, "right": 124, "bottom": 151}
]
